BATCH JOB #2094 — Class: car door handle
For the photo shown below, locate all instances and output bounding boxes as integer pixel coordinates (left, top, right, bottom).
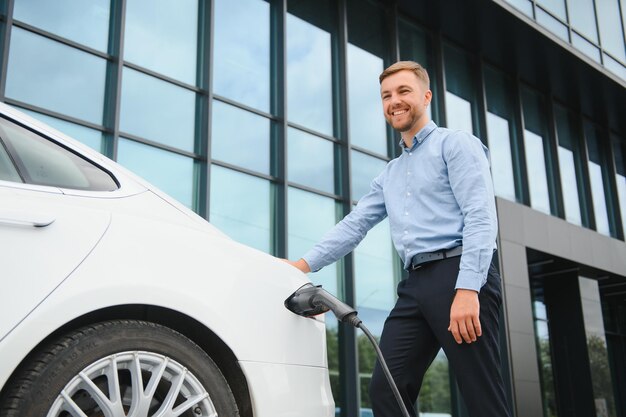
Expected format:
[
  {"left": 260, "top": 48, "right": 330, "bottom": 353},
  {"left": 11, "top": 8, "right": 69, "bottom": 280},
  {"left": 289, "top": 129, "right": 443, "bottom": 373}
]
[{"left": 0, "top": 209, "right": 56, "bottom": 227}]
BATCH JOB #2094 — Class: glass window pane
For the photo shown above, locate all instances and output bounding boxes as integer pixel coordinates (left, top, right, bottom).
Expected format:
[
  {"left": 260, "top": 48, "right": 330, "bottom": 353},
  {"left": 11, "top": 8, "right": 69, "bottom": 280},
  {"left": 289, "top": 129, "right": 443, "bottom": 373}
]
[
  {"left": 524, "top": 130, "right": 551, "bottom": 214},
  {"left": 288, "top": 128, "right": 334, "bottom": 193},
  {"left": 354, "top": 217, "right": 397, "bottom": 412},
  {"left": 399, "top": 19, "right": 433, "bottom": 122},
  {"left": 537, "top": 0, "right": 567, "bottom": 20},
  {"left": 505, "top": 0, "right": 534, "bottom": 16},
  {"left": 209, "top": 165, "right": 271, "bottom": 253},
  {"left": 522, "top": 88, "right": 553, "bottom": 215},
  {"left": 486, "top": 112, "right": 516, "bottom": 201},
  {"left": 572, "top": 32, "right": 602, "bottom": 63},
  {"left": 0, "top": 140, "right": 21, "bottom": 183},
  {"left": 347, "top": 0, "right": 388, "bottom": 156},
  {"left": 445, "top": 92, "right": 473, "bottom": 133},
  {"left": 603, "top": 54, "right": 626, "bottom": 80},
  {"left": 555, "top": 105, "right": 583, "bottom": 225},
  {"left": 211, "top": 101, "right": 270, "bottom": 175},
  {"left": 17, "top": 107, "right": 102, "bottom": 153},
  {"left": 286, "top": 6, "right": 333, "bottom": 136},
  {"left": 13, "top": 0, "right": 110, "bottom": 51},
  {"left": 124, "top": 0, "right": 198, "bottom": 84},
  {"left": 0, "top": 117, "right": 116, "bottom": 191},
  {"left": 596, "top": 0, "right": 626, "bottom": 63},
  {"left": 567, "top": 0, "right": 599, "bottom": 42},
  {"left": 120, "top": 67, "right": 196, "bottom": 152},
  {"left": 117, "top": 138, "right": 195, "bottom": 207},
  {"left": 351, "top": 150, "right": 387, "bottom": 201},
  {"left": 418, "top": 350, "right": 452, "bottom": 416},
  {"left": 585, "top": 123, "right": 611, "bottom": 236},
  {"left": 6, "top": 28, "right": 106, "bottom": 124},
  {"left": 579, "top": 277, "right": 617, "bottom": 417},
  {"left": 288, "top": 187, "right": 339, "bottom": 295},
  {"left": 536, "top": 7, "right": 569, "bottom": 41},
  {"left": 444, "top": 45, "right": 477, "bottom": 134},
  {"left": 213, "top": 0, "right": 270, "bottom": 112},
  {"left": 612, "top": 135, "right": 626, "bottom": 234},
  {"left": 484, "top": 67, "right": 517, "bottom": 202}
]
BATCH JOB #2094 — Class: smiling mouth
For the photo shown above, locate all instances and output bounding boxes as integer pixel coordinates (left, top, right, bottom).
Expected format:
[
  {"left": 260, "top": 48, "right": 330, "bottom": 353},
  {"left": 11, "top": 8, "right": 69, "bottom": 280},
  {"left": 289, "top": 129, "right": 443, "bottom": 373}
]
[{"left": 391, "top": 109, "right": 408, "bottom": 116}]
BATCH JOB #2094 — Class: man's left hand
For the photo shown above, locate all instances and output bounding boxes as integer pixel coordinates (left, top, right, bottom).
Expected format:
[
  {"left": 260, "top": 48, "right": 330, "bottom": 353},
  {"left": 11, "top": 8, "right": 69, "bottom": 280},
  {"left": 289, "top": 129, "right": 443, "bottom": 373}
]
[{"left": 448, "top": 289, "right": 481, "bottom": 344}]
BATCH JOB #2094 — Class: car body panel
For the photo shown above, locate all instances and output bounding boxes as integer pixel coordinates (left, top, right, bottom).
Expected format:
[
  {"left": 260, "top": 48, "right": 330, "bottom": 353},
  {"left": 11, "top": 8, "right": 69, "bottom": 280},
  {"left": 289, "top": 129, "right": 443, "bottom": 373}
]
[
  {"left": 0, "top": 185, "right": 111, "bottom": 340},
  {"left": 240, "top": 361, "right": 335, "bottom": 417},
  {"left": 0, "top": 102, "right": 334, "bottom": 416}
]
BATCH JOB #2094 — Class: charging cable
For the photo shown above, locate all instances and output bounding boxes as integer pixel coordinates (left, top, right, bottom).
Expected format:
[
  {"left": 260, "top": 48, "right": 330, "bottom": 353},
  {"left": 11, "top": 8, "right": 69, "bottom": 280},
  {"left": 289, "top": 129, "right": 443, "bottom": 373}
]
[{"left": 285, "top": 283, "right": 411, "bottom": 417}]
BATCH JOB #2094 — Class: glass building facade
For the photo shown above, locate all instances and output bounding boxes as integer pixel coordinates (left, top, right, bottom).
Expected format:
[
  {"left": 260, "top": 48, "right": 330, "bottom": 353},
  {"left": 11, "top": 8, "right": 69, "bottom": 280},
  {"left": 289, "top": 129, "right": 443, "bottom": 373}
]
[{"left": 0, "top": 0, "right": 625, "bottom": 416}]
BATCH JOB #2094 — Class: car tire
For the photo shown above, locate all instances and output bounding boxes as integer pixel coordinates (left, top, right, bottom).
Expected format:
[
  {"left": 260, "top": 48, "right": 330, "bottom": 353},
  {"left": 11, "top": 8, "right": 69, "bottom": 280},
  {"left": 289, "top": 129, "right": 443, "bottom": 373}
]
[{"left": 0, "top": 320, "right": 240, "bottom": 417}]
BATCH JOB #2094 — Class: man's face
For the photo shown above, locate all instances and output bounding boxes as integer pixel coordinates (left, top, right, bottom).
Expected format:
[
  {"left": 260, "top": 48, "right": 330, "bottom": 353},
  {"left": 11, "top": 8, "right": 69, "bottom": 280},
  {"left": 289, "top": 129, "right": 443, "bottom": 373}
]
[{"left": 380, "top": 70, "right": 432, "bottom": 135}]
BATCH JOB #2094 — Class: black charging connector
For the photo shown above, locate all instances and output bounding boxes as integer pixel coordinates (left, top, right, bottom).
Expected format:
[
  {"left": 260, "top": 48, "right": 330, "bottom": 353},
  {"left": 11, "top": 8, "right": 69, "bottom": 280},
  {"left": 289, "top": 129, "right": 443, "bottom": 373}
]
[{"left": 285, "top": 283, "right": 411, "bottom": 417}]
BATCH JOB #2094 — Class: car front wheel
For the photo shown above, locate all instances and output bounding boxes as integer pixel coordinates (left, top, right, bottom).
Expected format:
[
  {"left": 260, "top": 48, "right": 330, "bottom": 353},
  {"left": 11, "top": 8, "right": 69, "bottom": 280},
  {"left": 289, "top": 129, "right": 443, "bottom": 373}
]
[{"left": 0, "top": 320, "right": 240, "bottom": 417}]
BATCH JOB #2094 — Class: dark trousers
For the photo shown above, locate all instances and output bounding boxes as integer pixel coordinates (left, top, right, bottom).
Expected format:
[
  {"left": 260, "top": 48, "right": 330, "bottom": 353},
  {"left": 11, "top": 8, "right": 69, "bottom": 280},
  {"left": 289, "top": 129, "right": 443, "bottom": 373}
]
[{"left": 369, "top": 255, "right": 511, "bottom": 417}]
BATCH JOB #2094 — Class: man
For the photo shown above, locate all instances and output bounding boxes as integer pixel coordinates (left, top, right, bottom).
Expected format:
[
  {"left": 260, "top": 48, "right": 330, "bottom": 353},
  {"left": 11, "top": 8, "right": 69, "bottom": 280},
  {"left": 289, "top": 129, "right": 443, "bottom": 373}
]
[{"left": 284, "top": 61, "right": 511, "bottom": 417}]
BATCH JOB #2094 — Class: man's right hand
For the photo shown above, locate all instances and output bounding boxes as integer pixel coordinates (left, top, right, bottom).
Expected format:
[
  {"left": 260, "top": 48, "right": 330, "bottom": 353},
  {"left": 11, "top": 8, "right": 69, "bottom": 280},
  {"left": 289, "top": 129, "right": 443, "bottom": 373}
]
[{"left": 280, "top": 258, "right": 311, "bottom": 273}]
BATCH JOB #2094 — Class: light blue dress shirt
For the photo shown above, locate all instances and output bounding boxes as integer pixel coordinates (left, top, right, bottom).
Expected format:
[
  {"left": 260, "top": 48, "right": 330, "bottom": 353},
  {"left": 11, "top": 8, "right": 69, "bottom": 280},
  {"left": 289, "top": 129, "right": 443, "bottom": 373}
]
[{"left": 302, "top": 121, "right": 498, "bottom": 292}]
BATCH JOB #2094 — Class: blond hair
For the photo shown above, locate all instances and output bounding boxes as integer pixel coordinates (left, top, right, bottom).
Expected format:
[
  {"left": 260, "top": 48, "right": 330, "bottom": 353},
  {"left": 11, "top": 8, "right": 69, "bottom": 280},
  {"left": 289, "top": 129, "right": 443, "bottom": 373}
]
[{"left": 379, "top": 61, "right": 430, "bottom": 88}]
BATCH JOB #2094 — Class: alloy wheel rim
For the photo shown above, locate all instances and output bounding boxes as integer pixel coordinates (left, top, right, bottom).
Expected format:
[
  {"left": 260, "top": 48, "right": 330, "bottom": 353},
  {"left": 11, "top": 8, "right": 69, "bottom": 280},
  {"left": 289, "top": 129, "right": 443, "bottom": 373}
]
[{"left": 46, "top": 351, "right": 217, "bottom": 417}]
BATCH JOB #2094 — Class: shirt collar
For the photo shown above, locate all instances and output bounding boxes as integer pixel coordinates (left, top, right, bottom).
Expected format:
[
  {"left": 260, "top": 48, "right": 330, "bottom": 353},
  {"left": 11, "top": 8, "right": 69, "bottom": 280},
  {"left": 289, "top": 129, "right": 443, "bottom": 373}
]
[{"left": 399, "top": 120, "right": 438, "bottom": 151}]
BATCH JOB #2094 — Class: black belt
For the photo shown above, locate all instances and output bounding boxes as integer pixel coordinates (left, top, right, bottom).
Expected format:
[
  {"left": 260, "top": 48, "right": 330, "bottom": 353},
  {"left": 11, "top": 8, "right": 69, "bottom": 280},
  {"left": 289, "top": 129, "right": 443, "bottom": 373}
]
[{"left": 410, "top": 246, "right": 463, "bottom": 270}]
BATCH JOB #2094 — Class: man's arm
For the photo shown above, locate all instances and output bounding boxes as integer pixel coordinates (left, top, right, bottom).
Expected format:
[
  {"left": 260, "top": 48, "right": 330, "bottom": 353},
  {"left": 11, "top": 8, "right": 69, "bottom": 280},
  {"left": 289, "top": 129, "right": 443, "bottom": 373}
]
[
  {"left": 444, "top": 132, "right": 498, "bottom": 344},
  {"left": 282, "top": 171, "right": 388, "bottom": 273}
]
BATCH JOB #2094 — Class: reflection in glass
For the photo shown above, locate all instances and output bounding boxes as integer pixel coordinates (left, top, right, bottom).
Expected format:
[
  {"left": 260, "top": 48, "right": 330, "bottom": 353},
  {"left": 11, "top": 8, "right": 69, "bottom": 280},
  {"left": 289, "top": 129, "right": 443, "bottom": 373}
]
[
  {"left": 213, "top": 0, "right": 270, "bottom": 112},
  {"left": 484, "top": 67, "right": 517, "bottom": 202},
  {"left": 505, "top": 0, "right": 534, "bottom": 16},
  {"left": 612, "top": 136, "right": 626, "bottom": 234},
  {"left": 6, "top": 28, "right": 106, "bottom": 124},
  {"left": 399, "top": 19, "right": 432, "bottom": 121},
  {"left": 486, "top": 113, "right": 516, "bottom": 201},
  {"left": 354, "top": 217, "right": 396, "bottom": 409},
  {"left": 537, "top": 0, "right": 566, "bottom": 20},
  {"left": 572, "top": 32, "right": 602, "bottom": 63},
  {"left": 13, "top": 0, "right": 110, "bottom": 51},
  {"left": 579, "top": 277, "right": 617, "bottom": 417},
  {"left": 347, "top": 0, "right": 388, "bottom": 156},
  {"left": 444, "top": 45, "right": 477, "bottom": 134},
  {"left": 211, "top": 100, "right": 270, "bottom": 175},
  {"left": 124, "top": 0, "right": 198, "bottom": 84},
  {"left": 351, "top": 150, "right": 387, "bottom": 201},
  {"left": 536, "top": 7, "right": 569, "bottom": 41},
  {"left": 596, "top": 0, "right": 626, "bottom": 63},
  {"left": 286, "top": 12, "right": 333, "bottom": 136},
  {"left": 120, "top": 67, "right": 196, "bottom": 152},
  {"left": 418, "top": 350, "right": 451, "bottom": 416},
  {"left": 531, "top": 297, "right": 558, "bottom": 417},
  {"left": 117, "top": 138, "right": 195, "bottom": 207},
  {"left": 347, "top": 44, "right": 386, "bottom": 155},
  {"left": 555, "top": 106, "right": 582, "bottom": 225},
  {"left": 524, "top": 130, "right": 551, "bottom": 214},
  {"left": 586, "top": 124, "right": 611, "bottom": 236},
  {"left": 288, "top": 187, "right": 339, "bottom": 295},
  {"left": 288, "top": 128, "right": 334, "bottom": 193},
  {"left": 445, "top": 92, "right": 473, "bottom": 133},
  {"left": 567, "top": 0, "right": 599, "bottom": 42},
  {"left": 18, "top": 107, "right": 103, "bottom": 153},
  {"left": 209, "top": 165, "right": 271, "bottom": 253}
]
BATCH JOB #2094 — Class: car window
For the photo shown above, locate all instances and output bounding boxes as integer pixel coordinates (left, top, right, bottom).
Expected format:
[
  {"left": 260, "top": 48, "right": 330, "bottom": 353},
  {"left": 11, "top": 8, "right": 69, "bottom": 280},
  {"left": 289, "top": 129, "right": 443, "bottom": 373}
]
[
  {"left": 0, "top": 139, "right": 22, "bottom": 183},
  {"left": 0, "top": 116, "right": 118, "bottom": 191}
]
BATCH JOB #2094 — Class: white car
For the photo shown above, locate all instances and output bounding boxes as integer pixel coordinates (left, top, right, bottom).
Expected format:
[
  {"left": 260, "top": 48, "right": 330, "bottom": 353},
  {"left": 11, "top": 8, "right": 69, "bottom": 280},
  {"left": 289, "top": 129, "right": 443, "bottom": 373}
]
[{"left": 0, "top": 102, "right": 334, "bottom": 417}]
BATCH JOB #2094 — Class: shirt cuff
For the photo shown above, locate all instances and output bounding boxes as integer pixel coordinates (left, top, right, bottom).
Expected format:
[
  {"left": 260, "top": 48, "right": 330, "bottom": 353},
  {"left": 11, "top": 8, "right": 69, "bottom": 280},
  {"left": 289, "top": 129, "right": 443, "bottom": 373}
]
[
  {"left": 454, "top": 270, "right": 486, "bottom": 293},
  {"left": 301, "top": 250, "right": 326, "bottom": 273}
]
